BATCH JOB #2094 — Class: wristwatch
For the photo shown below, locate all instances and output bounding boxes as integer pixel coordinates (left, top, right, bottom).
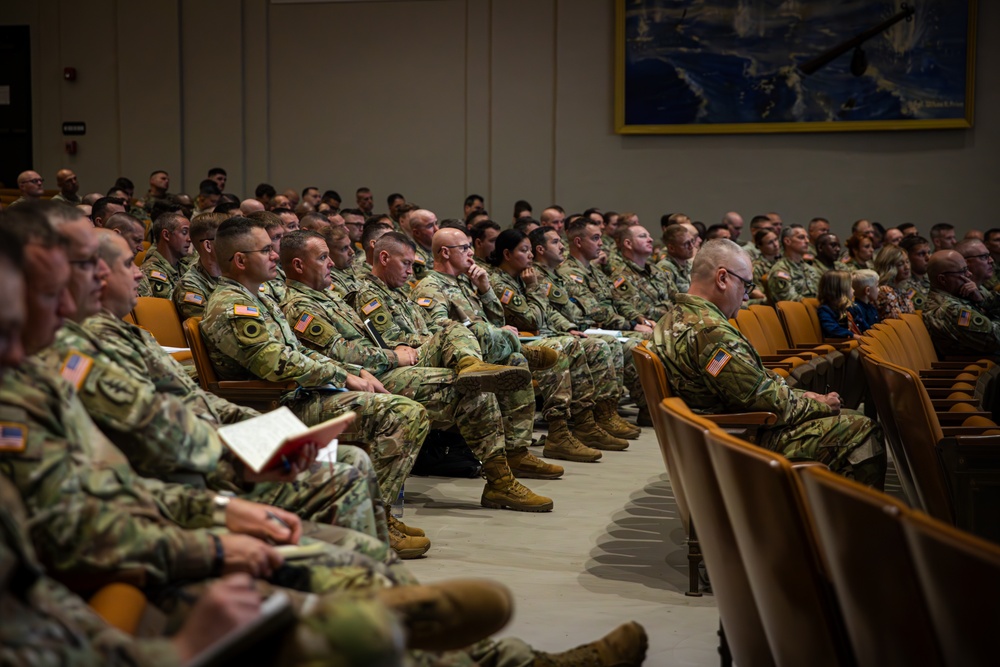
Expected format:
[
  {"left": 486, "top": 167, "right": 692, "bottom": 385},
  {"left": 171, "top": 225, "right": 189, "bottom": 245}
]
[{"left": 213, "top": 491, "right": 235, "bottom": 526}]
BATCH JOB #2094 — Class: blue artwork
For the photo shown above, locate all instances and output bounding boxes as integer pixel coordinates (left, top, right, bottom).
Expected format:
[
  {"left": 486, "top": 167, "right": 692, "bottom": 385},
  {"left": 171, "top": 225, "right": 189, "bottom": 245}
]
[{"left": 616, "top": 0, "right": 975, "bottom": 132}]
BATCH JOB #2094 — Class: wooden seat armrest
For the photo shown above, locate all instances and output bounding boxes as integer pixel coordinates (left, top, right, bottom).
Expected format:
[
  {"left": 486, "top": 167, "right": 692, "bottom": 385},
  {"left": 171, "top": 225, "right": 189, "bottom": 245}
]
[
  {"left": 951, "top": 434, "right": 1000, "bottom": 444},
  {"left": 941, "top": 426, "right": 1000, "bottom": 436},
  {"left": 775, "top": 348, "right": 817, "bottom": 358},
  {"left": 704, "top": 412, "right": 778, "bottom": 426},
  {"left": 920, "top": 368, "right": 981, "bottom": 379},
  {"left": 931, "top": 361, "right": 985, "bottom": 369},
  {"left": 762, "top": 362, "right": 794, "bottom": 371},
  {"left": 940, "top": 355, "right": 998, "bottom": 365},
  {"left": 931, "top": 399, "right": 984, "bottom": 410},
  {"left": 213, "top": 380, "right": 296, "bottom": 391},
  {"left": 935, "top": 411, "right": 992, "bottom": 424},
  {"left": 921, "top": 378, "right": 973, "bottom": 389},
  {"left": 759, "top": 354, "right": 803, "bottom": 363}
]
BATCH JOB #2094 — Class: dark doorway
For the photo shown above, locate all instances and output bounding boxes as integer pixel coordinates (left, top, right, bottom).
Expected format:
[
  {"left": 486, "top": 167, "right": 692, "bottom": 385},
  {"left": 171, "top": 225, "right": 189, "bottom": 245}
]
[{"left": 0, "top": 26, "right": 32, "bottom": 189}]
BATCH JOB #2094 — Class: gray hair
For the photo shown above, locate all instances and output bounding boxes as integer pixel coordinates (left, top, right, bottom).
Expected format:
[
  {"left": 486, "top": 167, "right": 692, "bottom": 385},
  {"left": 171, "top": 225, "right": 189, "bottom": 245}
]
[{"left": 690, "top": 239, "right": 748, "bottom": 281}]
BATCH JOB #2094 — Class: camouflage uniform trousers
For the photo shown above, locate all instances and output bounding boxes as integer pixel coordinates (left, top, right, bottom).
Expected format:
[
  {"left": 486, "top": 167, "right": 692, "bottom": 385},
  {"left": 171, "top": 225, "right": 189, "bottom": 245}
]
[
  {"left": 757, "top": 409, "right": 887, "bottom": 488},
  {"left": 598, "top": 332, "right": 648, "bottom": 410},
  {"left": 285, "top": 389, "right": 430, "bottom": 509},
  {"left": 244, "top": 444, "right": 389, "bottom": 547},
  {"left": 529, "top": 335, "right": 615, "bottom": 419},
  {"left": 378, "top": 365, "right": 505, "bottom": 499},
  {"left": 420, "top": 319, "right": 536, "bottom": 452}
]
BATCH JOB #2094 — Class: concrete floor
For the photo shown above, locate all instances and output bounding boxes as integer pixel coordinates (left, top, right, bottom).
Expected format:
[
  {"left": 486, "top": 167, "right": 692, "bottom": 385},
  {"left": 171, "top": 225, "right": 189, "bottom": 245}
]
[{"left": 403, "top": 414, "right": 722, "bottom": 667}]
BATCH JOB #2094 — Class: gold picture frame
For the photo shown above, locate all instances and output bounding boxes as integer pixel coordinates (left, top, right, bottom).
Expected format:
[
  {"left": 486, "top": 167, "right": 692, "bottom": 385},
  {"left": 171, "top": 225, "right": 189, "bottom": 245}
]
[{"left": 614, "top": 0, "right": 977, "bottom": 135}]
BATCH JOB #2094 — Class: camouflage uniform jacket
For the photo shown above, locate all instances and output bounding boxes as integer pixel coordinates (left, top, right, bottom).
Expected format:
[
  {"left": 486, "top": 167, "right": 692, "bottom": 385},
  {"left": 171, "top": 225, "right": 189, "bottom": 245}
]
[
  {"left": 410, "top": 269, "right": 506, "bottom": 331},
  {"left": 201, "top": 277, "right": 359, "bottom": 387},
  {"left": 557, "top": 255, "right": 638, "bottom": 329},
  {"left": 410, "top": 243, "right": 432, "bottom": 285},
  {"left": 983, "top": 264, "right": 1000, "bottom": 293},
  {"left": 37, "top": 319, "right": 236, "bottom": 486},
  {"left": 52, "top": 192, "right": 82, "bottom": 205},
  {"left": 331, "top": 265, "right": 365, "bottom": 300},
  {"left": 922, "top": 289, "right": 1000, "bottom": 357},
  {"left": 354, "top": 273, "right": 437, "bottom": 347},
  {"left": 652, "top": 293, "right": 835, "bottom": 426},
  {"left": 899, "top": 274, "right": 931, "bottom": 311},
  {"left": 598, "top": 237, "right": 626, "bottom": 276},
  {"left": 488, "top": 267, "right": 575, "bottom": 335},
  {"left": 0, "top": 474, "right": 179, "bottom": 666},
  {"left": 656, "top": 254, "right": 692, "bottom": 297},
  {"left": 140, "top": 247, "right": 181, "bottom": 299},
  {"left": 258, "top": 266, "right": 288, "bottom": 306},
  {"left": 534, "top": 262, "right": 587, "bottom": 328},
  {"left": 172, "top": 261, "right": 220, "bottom": 322},
  {"left": 841, "top": 257, "right": 873, "bottom": 272},
  {"left": 766, "top": 256, "right": 821, "bottom": 304},
  {"left": 0, "top": 357, "right": 218, "bottom": 586},
  {"left": 742, "top": 241, "right": 762, "bottom": 262},
  {"left": 610, "top": 258, "right": 673, "bottom": 320},
  {"left": 283, "top": 280, "right": 401, "bottom": 377}
]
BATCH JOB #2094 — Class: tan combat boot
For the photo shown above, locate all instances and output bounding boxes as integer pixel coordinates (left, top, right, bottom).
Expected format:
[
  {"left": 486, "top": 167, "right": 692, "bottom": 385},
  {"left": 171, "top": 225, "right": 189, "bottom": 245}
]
[
  {"left": 572, "top": 409, "right": 629, "bottom": 451},
  {"left": 481, "top": 455, "right": 554, "bottom": 512},
  {"left": 532, "top": 621, "right": 648, "bottom": 667},
  {"left": 376, "top": 579, "right": 514, "bottom": 651},
  {"left": 388, "top": 512, "right": 425, "bottom": 537},
  {"left": 542, "top": 419, "right": 603, "bottom": 462},
  {"left": 521, "top": 344, "right": 560, "bottom": 371},
  {"left": 388, "top": 515, "right": 431, "bottom": 559},
  {"left": 508, "top": 447, "right": 564, "bottom": 479},
  {"left": 595, "top": 399, "right": 642, "bottom": 439},
  {"left": 455, "top": 356, "right": 532, "bottom": 393}
]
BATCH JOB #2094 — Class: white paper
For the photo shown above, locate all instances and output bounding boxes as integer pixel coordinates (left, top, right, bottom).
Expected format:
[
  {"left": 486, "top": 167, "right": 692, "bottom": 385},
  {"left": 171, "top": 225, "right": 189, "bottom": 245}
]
[
  {"left": 160, "top": 346, "right": 190, "bottom": 353},
  {"left": 583, "top": 328, "right": 630, "bottom": 341},
  {"left": 217, "top": 406, "right": 307, "bottom": 473}
]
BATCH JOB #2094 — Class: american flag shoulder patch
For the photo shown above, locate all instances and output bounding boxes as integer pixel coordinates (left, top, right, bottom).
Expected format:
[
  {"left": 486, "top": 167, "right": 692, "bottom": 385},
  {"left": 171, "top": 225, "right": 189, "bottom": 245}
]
[
  {"left": 773, "top": 271, "right": 791, "bottom": 281},
  {"left": 543, "top": 283, "right": 553, "bottom": 297},
  {"left": 233, "top": 304, "right": 259, "bottom": 317},
  {"left": 613, "top": 276, "right": 626, "bottom": 288},
  {"left": 60, "top": 351, "right": 93, "bottom": 389},
  {"left": 569, "top": 273, "right": 584, "bottom": 284},
  {"left": 416, "top": 297, "right": 433, "bottom": 308},
  {"left": 294, "top": 313, "right": 314, "bottom": 333},
  {"left": 361, "top": 298, "right": 381, "bottom": 315},
  {"left": 183, "top": 292, "right": 204, "bottom": 305},
  {"left": 149, "top": 270, "right": 168, "bottom": 282},
  {"left": 958, "top": 309, "right": 972, "bottom": 327},
  {"left": 0, "top": 422, "right": 27, "bottom": 453},
  {"left": 500, "top": 288, "right": 514, "bottom": 305},
  {"left": 705, "top": 348, "right": 732, "bottom": 377}
]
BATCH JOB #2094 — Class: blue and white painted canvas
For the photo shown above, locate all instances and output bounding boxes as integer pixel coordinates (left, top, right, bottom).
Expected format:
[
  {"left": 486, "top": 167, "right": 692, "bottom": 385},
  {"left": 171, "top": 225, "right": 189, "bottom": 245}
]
[{"left": 615, "top": 0, "right": 976, "bottom": 133}]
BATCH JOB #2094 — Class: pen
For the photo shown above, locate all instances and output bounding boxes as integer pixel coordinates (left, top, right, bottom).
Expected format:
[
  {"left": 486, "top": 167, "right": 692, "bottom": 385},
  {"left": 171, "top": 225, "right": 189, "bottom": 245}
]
[{"left": 267, "top": 510, "right": 291, "bottom": 531}]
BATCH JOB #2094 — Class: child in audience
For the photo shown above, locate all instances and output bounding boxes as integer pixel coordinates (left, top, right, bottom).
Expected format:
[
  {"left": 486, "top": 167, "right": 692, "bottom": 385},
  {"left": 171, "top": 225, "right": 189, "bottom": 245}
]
[
  {"left": 817, "top": 270, "right": 864, "bottom": 340},
  {"left": 850, "top": 269, "right": 881, "bottom": 333}
]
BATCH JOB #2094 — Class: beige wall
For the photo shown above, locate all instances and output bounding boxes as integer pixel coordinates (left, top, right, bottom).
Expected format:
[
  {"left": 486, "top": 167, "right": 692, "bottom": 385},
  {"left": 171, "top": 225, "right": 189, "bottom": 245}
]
[{"left": 6, "top": 0, "right": 996, "bottom": 239}]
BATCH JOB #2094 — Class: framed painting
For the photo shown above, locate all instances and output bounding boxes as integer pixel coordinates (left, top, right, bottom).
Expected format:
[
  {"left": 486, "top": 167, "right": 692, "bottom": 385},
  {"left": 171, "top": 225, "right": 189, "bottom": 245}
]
[{"left": 614, "top": 0, "right": 977, "bottom": 134}]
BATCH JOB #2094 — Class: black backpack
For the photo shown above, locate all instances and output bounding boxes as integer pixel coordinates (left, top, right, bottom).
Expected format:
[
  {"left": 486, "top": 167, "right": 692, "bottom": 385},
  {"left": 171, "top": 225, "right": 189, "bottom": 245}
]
[{"left": 411, "top": 429, "right": 482, "bottom": 478}]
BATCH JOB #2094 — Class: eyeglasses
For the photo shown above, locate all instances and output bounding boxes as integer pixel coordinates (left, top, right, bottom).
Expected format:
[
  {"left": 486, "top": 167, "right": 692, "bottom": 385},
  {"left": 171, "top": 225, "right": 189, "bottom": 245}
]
[
  {"left": 21, "top": 178, "right": 43, "bottom": 185},
  {"left": 228, "top": 245, "right": 275, "bottom": 262},
  {"left": 939, "top": 267, "right": 972, "bottom": 277},
  {"left": 442, "top": 243, "right": 473, "bottom": 252},
  {"left": 963, "top": 253, "right": 991, "bottom": 261},
  {"left": 723, "top": 268, "right": 755, "bottom": 296}
]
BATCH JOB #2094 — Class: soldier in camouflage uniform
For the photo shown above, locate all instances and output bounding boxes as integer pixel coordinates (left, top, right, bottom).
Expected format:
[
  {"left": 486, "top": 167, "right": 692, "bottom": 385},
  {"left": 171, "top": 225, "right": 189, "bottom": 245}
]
[
  {"left": 173, "top": 211, "right": 227, "bottom": 321},
  {"left": 486, "top": 228, "right": 637, "bottom": 450},
  {"left": 766, "top": 226, "right": 822, "bottom": 304},
  {"left": 559, "top": 223, "right": 660, "bottom": 425},
  {"left": 899, "top": 235, "right": 934, "bottom": 311},
  {"left": 609, "top": 224, "right": 676, "bottom": 321},
  {"left": 356, "top": 232, "right": 555, "bottom": 511},
  {"left": 655, "top": 223, "right": 694, "bottom": 298},
  {"left": 141, "top": 211, "right": 191, "bottom": 299},
  {"left": 47, "top": 231, "right": 392, "bottom": 555},
  {"left": 922, "top": 250, "right": 1000, "bottom": 357},
  {"left": 403, "top": 208, "right": 438, "bottom": 286},
  {"left": 249, "top": 210, "right": 291, "bottom": 306},
  {"left": 324, "top": 224, "right": 367, "bottom": 297},
  {"left": 199, "top": 218, "right": 434, "bottom": 547},
  {"left": 280, "top": 231, "right": 556, "bottom": 518},
  {"left": 652, "top": 239, "right": 886, "bottom": 487}
]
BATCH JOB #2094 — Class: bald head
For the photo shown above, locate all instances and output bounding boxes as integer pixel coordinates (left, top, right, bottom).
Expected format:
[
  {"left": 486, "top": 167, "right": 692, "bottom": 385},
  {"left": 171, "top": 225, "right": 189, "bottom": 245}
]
[
  {"left": 240, "top": 198, "right": 265, "bottom": 214},
  {"left": 16, "top": 170, "right": 44, "bottom": 198},
  {"left": 688, "top": 239, "right": 754, "bottom": 319},
  {"left": 927, "top": 250, "right": 967, "bottom": 284},
  {"left": 432, "top": 227, "right": 469, "bottom": 255}
]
